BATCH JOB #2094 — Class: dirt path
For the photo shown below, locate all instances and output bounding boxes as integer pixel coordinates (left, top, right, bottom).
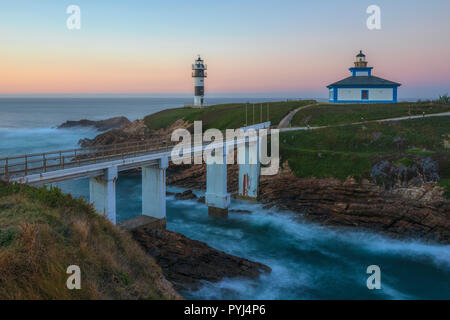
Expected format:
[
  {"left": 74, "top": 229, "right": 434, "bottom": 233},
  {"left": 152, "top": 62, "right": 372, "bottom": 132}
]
[
  {"left": 280, "top": 111, "right": 450, "bottom": 132},
  {"left": 277, "top": 103, "right": 317, "bottom": 128}
]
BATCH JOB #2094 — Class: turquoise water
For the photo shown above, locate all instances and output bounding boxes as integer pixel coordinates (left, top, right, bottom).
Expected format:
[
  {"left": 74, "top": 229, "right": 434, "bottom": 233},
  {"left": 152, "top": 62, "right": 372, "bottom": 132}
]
[
  {"left": 57, "top": 173, "right": 450, "bottom": 300},
  {"left": 1, "top": 98, "right": 449, "bottom": 299}
]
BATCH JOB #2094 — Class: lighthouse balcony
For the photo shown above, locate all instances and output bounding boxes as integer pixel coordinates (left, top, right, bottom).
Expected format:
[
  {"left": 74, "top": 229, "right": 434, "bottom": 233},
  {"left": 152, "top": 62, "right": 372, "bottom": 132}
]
[
  {"left": 192, "top": 71, "right": 208, "bottom": 78},
  {"left": 192, "top": 64, "right": 208, "bottom": 70}
]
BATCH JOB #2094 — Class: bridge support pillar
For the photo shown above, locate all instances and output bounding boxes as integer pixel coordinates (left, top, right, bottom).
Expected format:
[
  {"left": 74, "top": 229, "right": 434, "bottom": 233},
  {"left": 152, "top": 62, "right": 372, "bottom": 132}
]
[
  {"left": 237, "top": 137, "right": 260, "bottom": 200},
  {"left": 89, "top": 166, "right": 118, "bottom": 225},
  {"left": 142, "top": 157, "right": 168, "bottom": 222},
  {"left": 206, "top": 145, "right": 230, "bottom": 218}
]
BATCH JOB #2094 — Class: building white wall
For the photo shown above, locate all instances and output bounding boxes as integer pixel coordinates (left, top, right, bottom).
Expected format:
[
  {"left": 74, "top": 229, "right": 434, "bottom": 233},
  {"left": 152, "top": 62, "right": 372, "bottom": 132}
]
[
  {"left": 336, "top": 88, "right": 393, "bottom": 102},
  {"left": 355, "top": 71, "right": 370, "bottom": 76}
]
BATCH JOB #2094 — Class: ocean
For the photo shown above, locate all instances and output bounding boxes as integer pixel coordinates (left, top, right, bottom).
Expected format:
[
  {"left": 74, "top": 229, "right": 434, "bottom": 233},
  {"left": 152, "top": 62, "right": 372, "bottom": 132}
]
[{"left": 1, "top": 97, "right": 449, "bottom": 299}]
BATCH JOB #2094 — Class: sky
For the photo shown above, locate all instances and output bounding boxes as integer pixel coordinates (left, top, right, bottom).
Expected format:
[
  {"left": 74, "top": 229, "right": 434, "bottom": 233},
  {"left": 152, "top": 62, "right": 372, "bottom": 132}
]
[{"left": 0, "top": 0, "right": 449, "bottom": 99}]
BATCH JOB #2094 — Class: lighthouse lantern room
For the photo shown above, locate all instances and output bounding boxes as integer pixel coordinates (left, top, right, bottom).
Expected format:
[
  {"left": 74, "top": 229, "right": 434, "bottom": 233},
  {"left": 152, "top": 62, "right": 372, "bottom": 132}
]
[{"left": 192, "top": 55, "right": 207, "bottom": 107}]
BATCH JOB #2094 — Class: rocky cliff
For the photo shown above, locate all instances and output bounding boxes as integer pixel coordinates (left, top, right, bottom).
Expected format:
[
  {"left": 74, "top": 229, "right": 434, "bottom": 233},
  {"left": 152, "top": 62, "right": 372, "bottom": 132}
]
[
  {"left": 58, "top": 116, "right": 131, "bottom": 132},
  {"left": 166, "top": 162, "right": 449, "bottom": 243},
  {"left": 131, "top": 226, "right": 271, "bottom": 291}
]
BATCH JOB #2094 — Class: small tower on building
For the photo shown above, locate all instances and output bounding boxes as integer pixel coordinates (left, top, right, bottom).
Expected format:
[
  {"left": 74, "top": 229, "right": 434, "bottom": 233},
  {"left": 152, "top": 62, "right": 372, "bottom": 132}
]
[{"left": 192, "top": 55, "right": 207, "bottom": 107}]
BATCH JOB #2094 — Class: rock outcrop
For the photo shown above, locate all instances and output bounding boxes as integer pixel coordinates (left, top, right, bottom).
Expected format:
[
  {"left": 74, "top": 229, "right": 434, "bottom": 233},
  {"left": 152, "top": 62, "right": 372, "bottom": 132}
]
[
  {"left": 258, "top": 163, "right": 449, "bottom": 243},
  {"left": 166, "top": 162, "right": 449, "bottom": 243},
  {"left": 370, "top": 157, "right": 440, "bottom": 189},
  {"left": 131, "top": 227, "right": 271, "bottom": 291},
  {"left": 58, "top": 116, "right": 131, "bottom": 132}
]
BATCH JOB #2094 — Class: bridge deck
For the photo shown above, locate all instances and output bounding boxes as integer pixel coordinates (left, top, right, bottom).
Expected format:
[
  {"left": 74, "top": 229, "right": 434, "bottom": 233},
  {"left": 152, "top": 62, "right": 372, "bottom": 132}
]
[{"left": 0, "top": 122, "right": 271, "bottom": 186}]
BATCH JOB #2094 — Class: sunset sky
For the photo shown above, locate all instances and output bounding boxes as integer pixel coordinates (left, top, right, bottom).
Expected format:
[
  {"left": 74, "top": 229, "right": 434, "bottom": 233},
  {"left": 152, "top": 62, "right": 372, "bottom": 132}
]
[{"left": 1, "top": 0, "right": 449, "bottom": 99}]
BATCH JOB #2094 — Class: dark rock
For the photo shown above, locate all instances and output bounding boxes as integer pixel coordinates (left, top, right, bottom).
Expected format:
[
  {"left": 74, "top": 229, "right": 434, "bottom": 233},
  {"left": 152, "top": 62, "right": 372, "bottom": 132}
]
[
  {"left": 174, "top": 190, "right": 197, "bottom": 200},
  {"left": 229, "top": 209, "right": 252, "bottom": 214},
  {"left": 370, "top": 157, "right": 440, "bottom": 190},
  {"left": 131, "top": 228, "right": 271, "bottom": 291},
  {"left": 166, "top": 161, "right": 449, "bottom": 243},
  {"left": 197, "top": 196, "right": 205, "bottom": 204},
  {"left": 58, "top": 116, "right": 131, "bottom": 132}
]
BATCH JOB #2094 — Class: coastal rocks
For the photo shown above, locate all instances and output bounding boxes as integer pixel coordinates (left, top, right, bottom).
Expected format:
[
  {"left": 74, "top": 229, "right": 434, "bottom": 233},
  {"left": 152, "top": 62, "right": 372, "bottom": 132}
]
[
  {"left": 78, "top": 119, "right": 154, "bottom": 147},
  {"left": 174, "top": 190, "right": 198, "bottom": 200},
  {"left": 78, "top": 129, "right": 133, "bottom": 147},
  {"left": 259, "top": 165, "right": 450, "bottom": 243},
  {"left": 166, "top": 160, "right": 449, "bottom": 242},
  {"left": 120, "top": 119, "right": 149, "bottom": 136},
  {"left": 131, "top": 227, "right": 271, "bottom": 291},
  {"left": 370, "top": 157, "right": 440, "bottom": 189},
  {"left": 153, "top": 119, "right": 192, "bottom": 136},
  {"left": 229, "top": 209, "right": 252, "bottom": 214},
  {"left": 58, "top": 116, "right": 130, "bottom": 131}
]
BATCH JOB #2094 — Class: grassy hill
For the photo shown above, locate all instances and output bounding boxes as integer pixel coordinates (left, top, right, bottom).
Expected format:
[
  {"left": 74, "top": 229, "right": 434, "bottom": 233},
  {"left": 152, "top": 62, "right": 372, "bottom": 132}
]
[
  {"left": 292, "top": 102, "right": 450, "bottom": 127},
  {"left": 280, "top": 116, "right": 450, "bottom": 197},
  {"left": 0, "top": 182, "right": 179, "bottom": 300},
  {"left": 144, "top": 100, "right": 316, "bottom": 131}
]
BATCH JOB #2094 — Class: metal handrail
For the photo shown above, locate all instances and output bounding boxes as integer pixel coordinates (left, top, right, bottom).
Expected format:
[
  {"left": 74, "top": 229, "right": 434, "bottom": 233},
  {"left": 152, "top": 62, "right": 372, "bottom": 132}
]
[{"left": 0, "top": 136, "right": 174, "bottom": 180}]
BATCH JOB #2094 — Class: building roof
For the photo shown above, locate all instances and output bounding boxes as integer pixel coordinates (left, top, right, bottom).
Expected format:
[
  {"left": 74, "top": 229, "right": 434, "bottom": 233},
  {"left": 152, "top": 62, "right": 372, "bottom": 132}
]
[
  {"left": 356, "top": 50, "right": 365, "bottom": 57},
  {"left": 327, "top": 76, "right": 401, "bottom": 88}
]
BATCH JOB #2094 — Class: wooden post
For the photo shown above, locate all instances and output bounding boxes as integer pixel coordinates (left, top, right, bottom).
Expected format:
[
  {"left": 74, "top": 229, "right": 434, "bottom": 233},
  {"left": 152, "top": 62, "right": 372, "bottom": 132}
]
[
  {"left": 5, "top": 158, "right": 8, "bottom": 177},
  {"left": 260, "top": 104, "right": 262, "bottom": 123},
  {"left": 62, "top": 156, "right": 65, "bottom": 169},
  {"left": 252, "top": 104, "right": 255, "bottom": 124},
  {"left": 43, "top": 154, "right": 47, "bottom": 172},
  {"left": 59, "top": 152, "right": 62, "bottom": 168},
  {"left": 245, "top": 103, "right": 248, "bottom": 126},
  {"left": 25, "top": 155, "right": 28, "bottom": 175}
]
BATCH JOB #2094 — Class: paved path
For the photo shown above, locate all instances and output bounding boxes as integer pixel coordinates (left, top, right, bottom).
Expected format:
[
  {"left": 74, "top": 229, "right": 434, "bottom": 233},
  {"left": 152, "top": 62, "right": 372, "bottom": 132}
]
[
  {"left": 277, "top": 103, "right": 317, "bottom": 128},
  {"left": 280, "top": 111, "right": 450, "bottom": 132}
]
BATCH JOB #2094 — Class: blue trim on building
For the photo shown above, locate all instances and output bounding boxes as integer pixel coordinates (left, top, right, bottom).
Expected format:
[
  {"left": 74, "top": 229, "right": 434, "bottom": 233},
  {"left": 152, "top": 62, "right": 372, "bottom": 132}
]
[
  {"left": 327, "top": 84, "right": 401, "bottom": 89},
  {"left": 393, "top": 87, "right": 398, "bottom": 103},
  {"left": 349, "top": 67, "right": 373, "bottom": 77},
  {"left": 332, "top": 100, "right": 396, "bottom": 104}
]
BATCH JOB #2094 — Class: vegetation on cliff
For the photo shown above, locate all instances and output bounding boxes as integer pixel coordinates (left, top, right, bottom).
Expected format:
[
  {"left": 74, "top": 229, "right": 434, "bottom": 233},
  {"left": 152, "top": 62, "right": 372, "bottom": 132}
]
[
  {"left": 0, "top": 182, "right": 179, "bottom": 300},
  {"left": 280, "top": 116, "right": 449, "bottom": 197},
  {"left": 144, "top": 100, "right": 316, "bottom": 131}
]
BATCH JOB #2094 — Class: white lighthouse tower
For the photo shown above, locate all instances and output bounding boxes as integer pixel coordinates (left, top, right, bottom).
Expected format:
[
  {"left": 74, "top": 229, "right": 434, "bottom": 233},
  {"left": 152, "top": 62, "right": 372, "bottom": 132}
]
[{"left": 192, "top": 55, "right": 207, "bottom": 107}]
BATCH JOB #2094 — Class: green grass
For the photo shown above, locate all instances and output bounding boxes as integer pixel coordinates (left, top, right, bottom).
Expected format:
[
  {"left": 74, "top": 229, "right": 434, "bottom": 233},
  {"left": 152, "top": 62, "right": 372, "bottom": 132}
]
[
  {"left": 0, "top": 182, "right": 178, "bottom": 300},
  {"left": 292, "top": 102, "right": 450, "bottom": 127},
  {"left": 144, "top": 100, "right": 316, "bottom": 131},
  {"left": 280, "top": 117, "right": 450, "bottom": 193}
]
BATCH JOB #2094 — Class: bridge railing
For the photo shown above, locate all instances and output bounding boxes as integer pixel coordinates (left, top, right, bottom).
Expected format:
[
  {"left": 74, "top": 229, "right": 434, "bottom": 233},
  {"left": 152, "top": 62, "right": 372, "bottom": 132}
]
[
  {"left": 0, "top": 137, "right": 175, "bottom": 181},
  {"left": 0, "top": 123, "right": 272, "bottom": 182}
]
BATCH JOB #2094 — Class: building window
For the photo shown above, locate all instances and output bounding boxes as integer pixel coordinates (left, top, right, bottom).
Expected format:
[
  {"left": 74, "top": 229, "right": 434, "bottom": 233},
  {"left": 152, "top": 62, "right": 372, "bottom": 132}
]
[{"left": 361, "top": 90, "right": 369, "bottom": 100}]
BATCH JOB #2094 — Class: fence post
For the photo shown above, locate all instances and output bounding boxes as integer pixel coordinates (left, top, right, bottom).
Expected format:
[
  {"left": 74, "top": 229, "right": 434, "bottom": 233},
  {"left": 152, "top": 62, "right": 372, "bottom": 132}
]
[
  {"left": 62, "top": 156, "right": 65, "bottom": 169},
  {"left": 260, "top": 104, "right": 262, "bottom": 123},
  {"left": 59, "top": 152, "right": 62, "bottom": 168},
  {"left": 5, "top": 158, "right": 8, "bottom": 177},
  {"left": 25, "top": 155, "right": 28, "bottom": 175},
  {"left": 43, "top": 154, "right": 47, "bottom": 172}
]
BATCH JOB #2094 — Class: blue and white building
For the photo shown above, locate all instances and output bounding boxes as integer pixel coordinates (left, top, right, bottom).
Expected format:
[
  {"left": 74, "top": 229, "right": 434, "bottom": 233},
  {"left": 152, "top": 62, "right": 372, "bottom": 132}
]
[{"left": 327, "top": 51, "right": 401, "bottom": 103}]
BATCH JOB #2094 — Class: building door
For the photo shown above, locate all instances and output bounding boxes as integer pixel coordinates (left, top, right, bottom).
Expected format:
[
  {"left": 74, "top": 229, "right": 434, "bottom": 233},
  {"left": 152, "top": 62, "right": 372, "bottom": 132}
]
[{"left": 362, "top": 90, "right": 369, "bottom": 100}]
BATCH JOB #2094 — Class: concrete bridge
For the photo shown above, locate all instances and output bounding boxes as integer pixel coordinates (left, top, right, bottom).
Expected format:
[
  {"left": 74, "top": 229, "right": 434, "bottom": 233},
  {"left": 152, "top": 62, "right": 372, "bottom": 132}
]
[{"left": 0, "top": 122, "right": 271, "bottom": 226}]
